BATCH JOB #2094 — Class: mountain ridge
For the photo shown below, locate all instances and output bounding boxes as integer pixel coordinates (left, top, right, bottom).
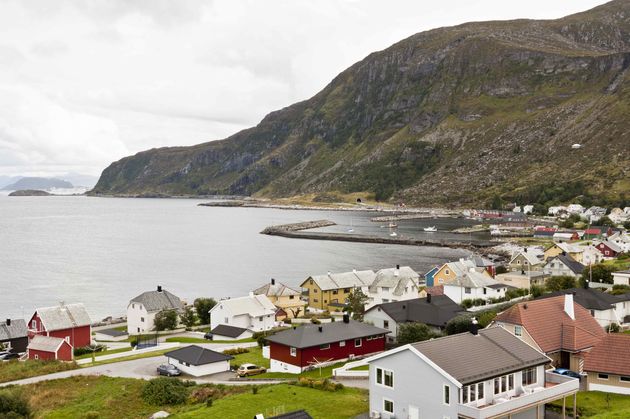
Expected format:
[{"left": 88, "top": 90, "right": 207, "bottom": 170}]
[{"left": 93, "top": 0, "right": 630, "bottom": 207}]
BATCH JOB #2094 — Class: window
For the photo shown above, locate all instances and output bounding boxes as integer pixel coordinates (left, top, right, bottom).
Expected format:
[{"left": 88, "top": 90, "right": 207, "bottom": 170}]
[
  {"left": 383, "top": 320, "right": 389, "bottom": 328},
  {"left": 324, "top": 300, "right": 327, "bottom": 303},
  {"left": 470, "top": 383, "right": 476, "bottom": 401},
  {"left": 598, "top": 373, "right": 609, "bottom": 380},
  {"left": 494, "top": 378, "right": 500, "bottom": 394},
  {"left": 332, "top": 290, "right": 338, "bottom": 295},
  {"left": 34, "top": 354, "right": 39, "bottom": 360},
  {"left": 310, "top": 280, "right": 313, "bottom": 284},
  {"left": 382, "top": 287, "right": 390, "bottom": 292},
  {"left": 31, "top": 320, "right": 37, "bottom": 329},
  {"left": 445, "top": 269, "right": 450, "bottom": 275},
  {"left": 65, "top": 336, "right": 70, "bottom": 343},
  {"left": 224, "top": 317, "right": 229, "bottom": 324},
  {"left": 313, "top": 289, "right": 318, "bottom": 293},
  {"left": 522, "top": 367, "right": 537, "bottom": 386},
  {"left": 320, "top": 344, "right": 330, "bottom": 350},
  {"left": 290, "top": 347, "right": 296, "bottom": 357},
  {"left": 344, "top": 288, "right": 351, "bottom": 293},
  {"left": 339, "top": 341, "right": 346, "bottom": 347},
  {"left": 383, "top": 399, "right": 394, "bottom": 414},
  {"left": 384, "top": 370, "right": 394, "bottom": 387},
  {"left": 463, "top": 386, "right": 468, "bottom": 404},
  {"left": 508, "top": 374, "right": 514, "bottom": 390},
  {"left": 354, "top": 338, "right": 362, "bottom": 347},
  {"left": 140, "top": 317, "right": 145, "bottom": 322},
  {"left": 259, "top": 316, "right": 263, "bottom": 321},
  {"left": 514, "top": 325, "right": 522, "bottom": 337},
  {"left": 376, "top": 368, "right": 382, "bottom": 385},
  {"left": 620, "top": 376, "right": 630, "bottom": 382},
  {"left": 313, "top": 299, "right": 318, "bottom": 303},
  {"left": 443, "top": 385, "right": 450, "bottom": 405},
  {"left": 465, "top": 287, "right": 472, "bottom": 294},
  {"left": 478, "top": 382, "right": 484, "bottom": 399},
  {"left": 501, "top": 376, "right": 507, "bottom": 392},
  {"left": 132, "top": 304, "right": 135, "bottom": 309}
]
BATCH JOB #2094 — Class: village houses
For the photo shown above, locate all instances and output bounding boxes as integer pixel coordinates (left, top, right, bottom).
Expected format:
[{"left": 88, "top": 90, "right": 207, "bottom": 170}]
[
  {"left": 127, "top": 286, "right": 184, "bottom": 335},
  {"left": 253, "top": 278, "right": 306, "bottom": 318}
]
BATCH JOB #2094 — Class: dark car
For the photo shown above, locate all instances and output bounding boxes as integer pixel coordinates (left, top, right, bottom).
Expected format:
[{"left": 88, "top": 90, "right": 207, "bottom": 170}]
[
  {"left": 203, "top": 332, "right": 213, "bottom": 340},
  {"left": 553, "top": 368, "right": 581, "bottom": 380},
  {"left": 157, "top": 364, "right": 181, "bottom": 376},
  {"left": 0, "top": 352, "right": 20, "bottom": 361}
]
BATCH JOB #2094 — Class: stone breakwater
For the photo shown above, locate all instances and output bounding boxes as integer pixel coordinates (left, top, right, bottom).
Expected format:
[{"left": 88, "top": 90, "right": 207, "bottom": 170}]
[{"left": 261, "top": 220, "right": 497, "bottom": 253}]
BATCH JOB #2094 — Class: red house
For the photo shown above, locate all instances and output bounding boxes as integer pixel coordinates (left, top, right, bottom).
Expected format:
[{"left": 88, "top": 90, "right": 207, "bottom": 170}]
[
  {"left": 27, "top": 335, "right": 73, "bottom": 361},
  {"left": 595, "top": 241, "right": 622, "bottom": 258},
  {"left": 265, "top": 315, "right": 389, "bottom": 374},
  {"left": 28, "top": 303, "right": 92, "bottom": 349}
]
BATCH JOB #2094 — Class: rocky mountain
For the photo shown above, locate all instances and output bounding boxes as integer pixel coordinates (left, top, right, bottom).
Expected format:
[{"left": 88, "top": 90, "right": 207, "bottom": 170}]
[
  {"left": 2, "top": 177, "right": 73, "bottom": 191},
  {"left": 93, "top": 1, "right": 630, "bottom": 207}
]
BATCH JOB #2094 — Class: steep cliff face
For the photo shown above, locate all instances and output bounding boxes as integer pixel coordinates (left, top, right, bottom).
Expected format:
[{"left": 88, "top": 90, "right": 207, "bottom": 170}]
[{"left": 93, "top": 1, "right": 630, "bottom": 206}]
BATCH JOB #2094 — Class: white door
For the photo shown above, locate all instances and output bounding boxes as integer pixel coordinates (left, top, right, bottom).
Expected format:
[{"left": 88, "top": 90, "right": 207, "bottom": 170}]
[{"left": 409, "top": 405, "right": 419, "bottom": 419}]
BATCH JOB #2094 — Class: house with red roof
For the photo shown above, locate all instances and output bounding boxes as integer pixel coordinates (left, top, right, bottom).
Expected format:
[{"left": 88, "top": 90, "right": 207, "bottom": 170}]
[
  {"left": 493, "top": 294, "right": 605, "bottom": 372},
  {"left": 584, "top": 334, "right": 630, "bottom": 395}
]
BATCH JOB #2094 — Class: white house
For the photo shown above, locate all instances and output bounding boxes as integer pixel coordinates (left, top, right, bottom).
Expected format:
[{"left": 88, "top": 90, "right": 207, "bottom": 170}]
[
  {"left": 523, "top": 205, "right": 534, "bottom": 214},
  {"left": 543, "top": 254, "right": 584, "bottom": 278},
  {"left": 165, "top": 345, "right": 233, "bottom": 377},
  {"left": 582, "top": 245, "right": 604, "bottom": 266},
  {"left": 127, "top": 286, "right": 184, "bottom": 335},
  {"left": 608, "top": 232, "right": 630, "bottom": 253},
  {"left": 443, "top": 271, "right": 515, "bottom": 304},
  {"left": 365, "top": 266, "right": 420, "bottom": 309},
  {"left": 548, "top": 206, "right": 567, "bottom": 216},
  {"left": 613, "top": 270, "right": 630, "bottom": 286},
  {"left": 209, "top": 293, "right": 276, "bottom": 334},
  {"left": 366, "top": 326, "right": 579, "bottom": 419},
  {"left": 567, "top": 204, "right": 585, "bottom": 214}
]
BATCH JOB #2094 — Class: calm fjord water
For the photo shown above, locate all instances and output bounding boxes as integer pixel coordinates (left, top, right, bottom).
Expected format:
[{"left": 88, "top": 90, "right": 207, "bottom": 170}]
[{"left": 0, "top": 196, "right": 473, "bottom": 320}]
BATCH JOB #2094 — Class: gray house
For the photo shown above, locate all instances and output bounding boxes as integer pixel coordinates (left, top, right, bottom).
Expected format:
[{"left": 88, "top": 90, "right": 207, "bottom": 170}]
[
  {"left": 363, "top": 295, "right": 463, "bottom": 343},
  {"left": 0, "top": 319, "right": 28, "bottom": 353},
  {"left": 543, "top": 254, "right": 584, "bottom": 278},
  {"left": 366, "top": 326, "right": 579, "bottom": 419}
]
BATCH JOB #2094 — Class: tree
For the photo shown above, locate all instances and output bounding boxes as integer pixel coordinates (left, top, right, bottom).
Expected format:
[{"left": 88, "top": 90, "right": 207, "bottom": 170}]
[
  {"left": 624, "top": 221, "right": 630, "bottom": 230},
  {"left": 530, "top": 284, "right": 545, "bottom": 298},
  {"left": 490, "top": 194, "right": 504, "bottom": 210},
  {"left": 495, "top": 265, "right": 508, "bottom": 275},
  {"left": 0, "top": 391, "right": 31, "bottom": 418},
  {"left": 579, "top": 264, "right": 616, "bottom": 285},
  {"left": 592, "top": 216, "right": 614, "bottom": 227},
  {"left": 545, "top": 276, "right": 577, "bottom": 292},
  {"left": 343, "top": 288, "right": 369, "bottom": 321},
  {"left": 288, "top": 306, "right": 304, "bottom": 318},
  {"left": 445, "top": 315, "right": 472, "bottom": 335},
  {"left": 153, "top": 309, "right": 178, "bottom": 331},
  {"left": 397, "top": 322, "right": 440, "bottom": 344},
  {"left": 194, "top": 298, "right": 217, "bottom": 325},
  {"left": 180, "top": 305, "right": 197, "bottom": 328}
]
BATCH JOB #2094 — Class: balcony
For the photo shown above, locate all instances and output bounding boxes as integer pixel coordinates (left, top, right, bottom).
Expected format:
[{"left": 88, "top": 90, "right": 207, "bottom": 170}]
[{"left": 458, "top": 371, "right": 579, "bottom": 419}]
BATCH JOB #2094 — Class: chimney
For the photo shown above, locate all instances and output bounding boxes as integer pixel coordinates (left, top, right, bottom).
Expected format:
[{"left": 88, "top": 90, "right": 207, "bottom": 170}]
[
  {"left": 470, "top": 317, "right": 479, "bottom": 336},
  {"left": 564, "top": 294, "right": 575, "bottom": 320},
  {"left": 318, "top": 326, "right": 323, "bottom": 332},
  {"left": 343, "top": 313, "right": 350, "bottom": 323},
  {"left": 271, "top": 278, "right": 275, "bottom": 285},
  {"left": 426, "top": 293, "right": 432, "bottom": 304},
  {"left": 6, "top": 319, "right": 10, "bottom": 327},
  {"left": 396, "top": 264, "right": 400, "bottom": 270},
  {"left": 157, "top": 285, "right": 162, "bottom": 293},
  {"left": 248, "top": 291, "right": 254, "bottom": 298}
]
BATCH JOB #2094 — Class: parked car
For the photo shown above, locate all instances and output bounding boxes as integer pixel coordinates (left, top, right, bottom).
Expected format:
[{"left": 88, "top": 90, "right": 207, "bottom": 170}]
[
  {"left": 0, "top": 352, "right": 20, "bottom": 361},
  {"left": 203, "top": 332, "right": 213, "bottom": 340},
  {"left": 157, "top": 364, "right": 181, "bottom": 376},
  {"left": 553, "top": 368, "right": 581, "bottom": 380},
  {"left": 236, "top": 363, "right": 267, "bottom": 377}
]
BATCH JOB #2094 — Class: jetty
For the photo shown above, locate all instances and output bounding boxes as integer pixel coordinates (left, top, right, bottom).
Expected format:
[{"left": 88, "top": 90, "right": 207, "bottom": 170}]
[{"left": 261, "top": 220, "right": 496, "bottom": 252}]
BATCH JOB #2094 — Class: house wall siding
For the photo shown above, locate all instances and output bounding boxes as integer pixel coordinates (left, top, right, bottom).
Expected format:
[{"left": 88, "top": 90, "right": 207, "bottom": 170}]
[
  {"left": 363, "top": 310, "right": 398, "bottom": 343},
  {"left": 28, "top": 313, "right": 91, "bottom": 348},
  {"left": 168, "top": 359, "right": 230, "bottom": 377},
  {"left": 587, "top": 372, "right": 630, "bottom": 394},
  {"left": 0, "top": 336, "right": 28, "bottom": 353}
]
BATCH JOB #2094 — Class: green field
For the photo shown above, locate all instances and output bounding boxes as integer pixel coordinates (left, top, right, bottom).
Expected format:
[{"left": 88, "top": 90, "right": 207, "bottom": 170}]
[
  {"left": 0, "top": 376, "right": 367, "bottom": 419},
  {"left": 165, "top": 337, "right": 255, "bottom": 344},
  {"left": 75, "top": 347, "right": 133, "bottom": 360},
  {"left": 0, "top": 360, "right": 78, "bottom": 384},
  {"left": 550, "top": 391, "right": 630, "bottom": 418}
]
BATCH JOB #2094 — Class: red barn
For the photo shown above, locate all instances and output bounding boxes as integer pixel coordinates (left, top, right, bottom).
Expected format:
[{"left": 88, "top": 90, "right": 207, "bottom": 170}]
[
  {"left": 27, "top": 335, "right": 73, "bottom": 361},
  {"left": 266, "top": 315, "right": 389, "bottom": 374},
  {"left": 28, "top": 303, "right": 92, "bottom": 349}
]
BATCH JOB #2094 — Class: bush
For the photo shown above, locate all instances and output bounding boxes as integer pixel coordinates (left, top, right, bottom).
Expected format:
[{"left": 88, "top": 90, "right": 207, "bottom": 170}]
[
  {"left": 153, "top": 309, "right": 179, "bottom": 331},
  {"left": 397, "top": 322, "right": 441, "bottom": 345},
  {"left": 73, "top": 344, "right": 106, "bottom": 357},
  {"left": 141, "top": 377, "right": 190, "bottom": 405},
  {"left": 545, "top": 276, "right": 576, "bottom": 292},
  {"left": 252, "top": 385, "right": 258, "bottom": 395},
  {"left": 460, "top": 299, "right": 473, "bottom": 309},
  {"left": 293, "top": 377, "right": 343, "bottom": 392},
  {"left": 471, "top": 298, "right": 486, "bottom": 307},
  {"left": 189, "top": 387, "right": 215, "bottom": 403},
  {"left": 194, "top": 298, "right": 217, "bottom": 325},
  {"left": 445, "top": 315, "right": 472, "bottom": 335},
  {"left": 495, "top": 266, "right": 508, "bottom": 275},
  {"left": 530, "top": 285, "right": 544, "bottom": 298},
  {"left": 310, "top": 317, "right": 321, "bottom": 324},
  {"left": 222, "top": 347, "right": 249, "bottom": 356},
  {"left": 606, "top": 323, "right": 620, "bottom": 333},
  {"left": 0, "top": 391, "right": 31, "bottom": 418},
  {"left": 477, "top": 310, "right": 498, "bottom": 328}
]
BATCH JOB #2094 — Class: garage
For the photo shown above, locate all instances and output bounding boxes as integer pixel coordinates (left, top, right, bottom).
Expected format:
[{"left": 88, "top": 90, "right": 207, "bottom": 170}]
[{"left": 164, "top": 345, "right": 233, "bottom": 377}]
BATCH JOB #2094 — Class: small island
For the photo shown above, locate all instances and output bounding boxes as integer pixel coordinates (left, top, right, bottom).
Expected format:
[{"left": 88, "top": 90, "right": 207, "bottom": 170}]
[{"left": 8, "top": 189, "right": 52, "bottom": 196}]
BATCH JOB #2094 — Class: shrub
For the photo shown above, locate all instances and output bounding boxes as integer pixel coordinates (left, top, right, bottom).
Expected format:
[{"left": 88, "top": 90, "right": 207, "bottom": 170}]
[
  {"left": 545, "top": 276, "right": 576, "bottom": 292},
  {"left": 222, "top": 347, "right": 249, "bottom": 356},
  {"left": 445, "top": 315, "right": 472, "bottom": 335},
  {"left": 477, "top": 310, "right": 498, "bottom": 328},
  {"left": 0, "top": 391, "right": 31, "bottom": 418},
  {"left": 206, "top": 398, "right": 213, "bottom": 407},
  {"left": 73, "top": 344, "right": 106, "bottom": 357},
  {"left": 530, "top": 285, "right": 544, "bottom": 298},
  {"left": 189, "top": 387, "right": 215, "bottom": 403},
  {"left": 460, "top": 299, "right": 473, "bottom": 309},
  {"left": 471, "top": 298, "right": 486, "bottom": 307},
  {"left": 153, "top": 309, "right": 179, "bottom": 331},
  {"left": 252, "top": 385, "right": 258, "bottom": 395},
  {"left": 141, "top": 377, "right": 190, "bottom": 405},
  {"left": 310, "top": 317, "right": 321, "bottom": 324},
  {"left": 292, "top": 377, "right": 342, "bottom": 392},
  {"left": 397, "top": 322, "right": 441, "bottom": 344},
  {"left": 606, "top": 323, "right": 620, "bottom": 333}
]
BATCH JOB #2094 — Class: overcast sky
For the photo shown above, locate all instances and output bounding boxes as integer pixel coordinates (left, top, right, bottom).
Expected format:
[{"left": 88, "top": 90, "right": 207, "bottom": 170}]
[{"left": 0, "top": 0, "right": 608, "bottom": 177}]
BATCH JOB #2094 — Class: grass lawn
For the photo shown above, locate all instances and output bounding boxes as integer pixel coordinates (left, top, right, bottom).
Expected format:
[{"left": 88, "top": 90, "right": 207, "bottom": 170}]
[
  {"left": 80, "top": 348, "right": 173, "bottom": 367},
  {"left": 175, "top": 384, "right": 368, "bottom": 419},
  {"left": 602, "top": 258, "right": 630, "bottom": 271},
  {"left": 165, "top": 337, "right": 255, "bottom": 344},
  {"left": 75, "top": 346, "right": 133, "bottom": 360},
  {"left": 549, "top": 391, "right": 630, "bottom": 418},
  {"left": 229, "top": 347, "right": 269, "bottom": 369},
  {"left": 0, "top": 360, "right": 78, "bottom": 384},
  {"left": 349, "top": 365, "right": 369, "bottom": 371}
]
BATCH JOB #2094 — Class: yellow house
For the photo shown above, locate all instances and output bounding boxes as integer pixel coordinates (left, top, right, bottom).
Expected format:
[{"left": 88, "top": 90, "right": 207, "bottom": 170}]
[
  {"left": 544, "top": 242, "right": 584, "bottom": 263},
  {"left": 253, "top": 279, "right": 306, "bottom": 318},
  {"left": 300, "top": 270, "right": 375, "bottom": 312},
  {"left": 433, "top": 259, "right": 491, "bottom": 286}
]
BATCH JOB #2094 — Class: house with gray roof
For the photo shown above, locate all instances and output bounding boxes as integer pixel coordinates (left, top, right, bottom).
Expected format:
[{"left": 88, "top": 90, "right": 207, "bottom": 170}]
[
  {"left": 0, "top": 319, "right": 28, "bottom": 353},
  {"left": 209, "top": 293, "right": 277, "bottom": 336},
  {"left": 266, "top": 314, "right": 388, "bottom": 374},
  {"left": 366, "top": 326, "right": 579, "bottom": 419},
  {"left": 364, "top": 294, "right": 464, "bottom": 343},
  {"left": 300, "top": 269, "right": 375, "bottom": 311},
  {"left": 443, "top": 271, "right": 516, "bottom": 304},
  {"left": 127, "top": 286, "right": 184, "bottom": 335},
  {"left": 365, "top": 266, "right": 421, "bottom": 309},
  {"left": 543, "top": 254, "right": 585, "bottom": 278},
  {"left": 165, "top": 345, "right": 233, "bottom": 377},
  {"left": 28, "top": 302, "right": 92, "bottom": 349}
]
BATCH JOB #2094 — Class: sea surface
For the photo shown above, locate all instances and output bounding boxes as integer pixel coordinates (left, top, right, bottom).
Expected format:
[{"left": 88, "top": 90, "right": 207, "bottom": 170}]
[{"left": 0, "top": 196, "right": 482, "bottom": 321}]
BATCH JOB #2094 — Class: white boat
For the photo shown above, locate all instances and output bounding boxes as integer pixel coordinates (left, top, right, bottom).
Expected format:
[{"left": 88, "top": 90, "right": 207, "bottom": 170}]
[
  {"left": 389, "top": 232, "right": 397, "bottom": 237},
  {"left": 423, "top": 226, "right": 437, "bottom": 232},
  {"left": 388, "top": 222, "right": 398, "bottom": 228}
]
